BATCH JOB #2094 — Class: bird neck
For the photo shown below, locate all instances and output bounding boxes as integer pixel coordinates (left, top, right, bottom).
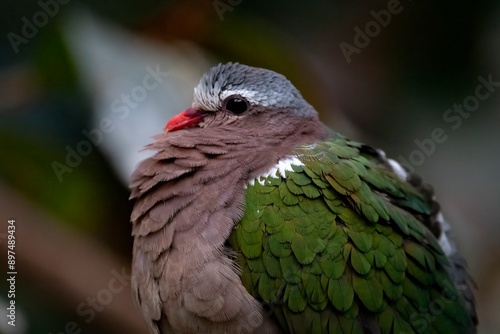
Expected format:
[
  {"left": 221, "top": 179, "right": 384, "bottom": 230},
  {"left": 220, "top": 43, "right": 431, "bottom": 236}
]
[{"left": 130, "top": 117, "right": 326, "bottom": 260}]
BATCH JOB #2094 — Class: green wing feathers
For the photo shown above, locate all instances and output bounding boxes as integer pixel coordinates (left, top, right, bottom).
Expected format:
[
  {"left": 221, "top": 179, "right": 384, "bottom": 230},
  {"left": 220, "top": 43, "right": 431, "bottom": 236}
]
[{"left": 229, "top": 134, "right": 474, "bottom": 334}]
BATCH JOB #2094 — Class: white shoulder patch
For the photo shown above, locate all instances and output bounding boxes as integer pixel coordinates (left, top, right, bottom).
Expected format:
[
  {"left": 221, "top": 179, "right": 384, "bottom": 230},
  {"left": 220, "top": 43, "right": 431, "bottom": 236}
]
[
  {"left": 439, "top": 232, "right": 454, "bottom": 257},
  {"left": 436, "top": 212, "right": 455, "bottom": 257},
  {"left": 248, "top": 156, "right": 304, "bottom": 186},
  {"left": 387, "top": 158, "right": 408, "bottom": 181},
  {"left": 376, "top": 149, "right": 387, "bottom": 159}
]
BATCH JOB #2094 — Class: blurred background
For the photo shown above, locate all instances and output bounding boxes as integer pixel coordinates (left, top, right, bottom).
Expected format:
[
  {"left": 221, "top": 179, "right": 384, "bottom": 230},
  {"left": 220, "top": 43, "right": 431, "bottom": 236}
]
[{"left": 0, "top": 0, "right": 498, "bottom": 333}]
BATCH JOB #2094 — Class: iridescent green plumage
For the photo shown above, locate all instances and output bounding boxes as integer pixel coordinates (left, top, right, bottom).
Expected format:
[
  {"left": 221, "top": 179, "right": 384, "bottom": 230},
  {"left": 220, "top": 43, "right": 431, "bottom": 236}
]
[{"left": 229, "top": 133, "right": 474, "bottom": 334}]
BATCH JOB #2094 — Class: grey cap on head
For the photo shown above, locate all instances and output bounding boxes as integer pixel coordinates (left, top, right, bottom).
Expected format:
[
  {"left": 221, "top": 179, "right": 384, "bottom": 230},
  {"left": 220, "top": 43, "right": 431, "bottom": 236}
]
[{"left": 192, "top": 62, "right": 316, "bottom": 117}]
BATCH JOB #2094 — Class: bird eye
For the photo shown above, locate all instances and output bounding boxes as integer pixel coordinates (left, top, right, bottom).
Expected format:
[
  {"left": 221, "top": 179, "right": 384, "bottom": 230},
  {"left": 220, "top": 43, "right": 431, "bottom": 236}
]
[{"left": 223, "top": 95, "right": 249, "bottom": 115}]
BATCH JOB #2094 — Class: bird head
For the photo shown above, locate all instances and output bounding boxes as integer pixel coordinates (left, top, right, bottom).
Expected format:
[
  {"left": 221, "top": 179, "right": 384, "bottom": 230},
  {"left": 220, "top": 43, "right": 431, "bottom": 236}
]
[{"left": 164, "top": 63, "right": 319, "bottom": 133}]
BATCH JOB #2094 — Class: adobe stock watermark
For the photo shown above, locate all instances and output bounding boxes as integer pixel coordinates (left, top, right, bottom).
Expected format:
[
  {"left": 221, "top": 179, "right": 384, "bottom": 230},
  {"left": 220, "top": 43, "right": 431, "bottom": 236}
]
[
  {"left": 403, "top": 279, "right": 459, "bottom": 333},
  {"left": 51, "top": 64, "right": 169, "bottom": 182},
  {"left": 7, "top": 0, "right": 72, "bottom": 54},
  {"left": 340, "top": 0, "right": 405, "bottom": 64},
  {"left": 213, "top": 0, "right": 244, "bottom": 21},
  {"left": 48, "top": 267, "right": 131, "bottom": 334},
  {"left": 397, "top": 74, "right": 499, "bottom": 173}
]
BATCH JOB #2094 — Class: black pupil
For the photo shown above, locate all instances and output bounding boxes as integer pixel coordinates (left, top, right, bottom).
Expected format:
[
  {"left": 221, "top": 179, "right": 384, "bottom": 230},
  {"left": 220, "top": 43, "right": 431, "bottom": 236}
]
[{"left": 226, "top": 98, "right": 248, "bottom": 114}]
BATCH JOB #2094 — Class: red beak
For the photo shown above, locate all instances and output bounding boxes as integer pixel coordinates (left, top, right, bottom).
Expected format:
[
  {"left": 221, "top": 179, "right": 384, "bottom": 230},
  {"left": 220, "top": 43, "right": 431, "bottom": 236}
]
[{"left": 164, "top": 108, "right": 204, "bottom": 132}]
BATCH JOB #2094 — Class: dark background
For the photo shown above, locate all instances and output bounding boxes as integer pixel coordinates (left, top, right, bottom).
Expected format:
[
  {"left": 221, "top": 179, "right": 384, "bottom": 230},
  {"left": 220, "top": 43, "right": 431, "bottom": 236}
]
[{"left": 0, "top": 0, "right": 498, "bottom": 333}]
